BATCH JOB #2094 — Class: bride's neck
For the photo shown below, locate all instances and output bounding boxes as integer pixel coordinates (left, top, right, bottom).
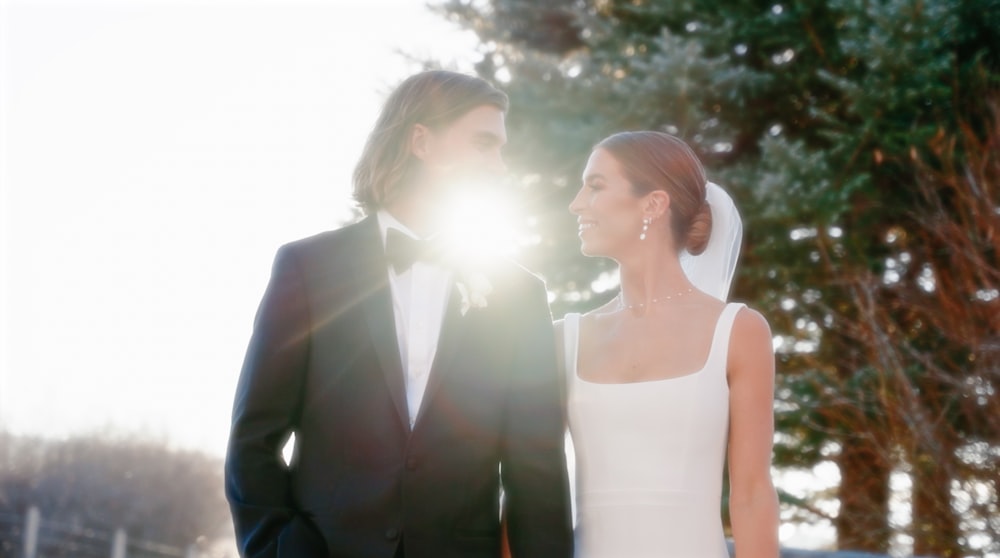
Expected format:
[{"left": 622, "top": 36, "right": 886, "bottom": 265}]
[{"left": 617, "top": 251, "right": 692, "bottom": 308}]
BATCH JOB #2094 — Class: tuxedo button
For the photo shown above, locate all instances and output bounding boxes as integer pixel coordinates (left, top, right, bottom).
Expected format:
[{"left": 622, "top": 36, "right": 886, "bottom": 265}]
[
  {"left": 405, "top": 457, "right": 418, "bottom": 471},
  {"left": 385, "top": 527, "right": 400, "bottom": 540}
]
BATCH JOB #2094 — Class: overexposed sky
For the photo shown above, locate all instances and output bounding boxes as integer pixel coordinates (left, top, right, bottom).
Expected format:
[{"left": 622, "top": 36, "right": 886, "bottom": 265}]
[{"left": 1, "top": 0, "right": 479, "bottom": 457}]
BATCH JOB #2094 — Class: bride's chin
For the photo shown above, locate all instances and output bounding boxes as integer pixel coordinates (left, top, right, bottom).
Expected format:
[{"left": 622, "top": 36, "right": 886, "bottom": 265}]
[{"left": 579, "top": 242, "right": 605, "bottom": 258}]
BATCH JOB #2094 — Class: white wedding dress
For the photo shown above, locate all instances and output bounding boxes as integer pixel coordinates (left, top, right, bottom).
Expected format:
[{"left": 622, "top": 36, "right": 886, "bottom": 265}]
[
  {"left": 565, "top": 183, "right": 744, "bottom": 558},
  {"left": 565, "top": 304, "right": 743, "bottom": 558}
]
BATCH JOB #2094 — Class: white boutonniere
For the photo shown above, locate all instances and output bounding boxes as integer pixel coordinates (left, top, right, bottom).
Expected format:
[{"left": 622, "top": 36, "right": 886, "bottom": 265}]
[{"left": 455, "top": 270, "right": 493, "bottom": 316}]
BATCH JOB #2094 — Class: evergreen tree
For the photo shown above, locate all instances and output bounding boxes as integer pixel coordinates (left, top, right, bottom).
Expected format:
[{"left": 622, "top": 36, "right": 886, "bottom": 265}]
[{"left": 435, "top": 0, "right": 1000, "bottom": 554}]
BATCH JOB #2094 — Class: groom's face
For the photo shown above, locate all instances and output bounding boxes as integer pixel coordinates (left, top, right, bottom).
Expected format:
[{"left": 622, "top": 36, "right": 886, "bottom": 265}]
[
  {"left": 570, "top": 148, "right": 646, "bottom": 257},
  {"left": 412, "top": 104, "right": 508, "bottom": 200}
]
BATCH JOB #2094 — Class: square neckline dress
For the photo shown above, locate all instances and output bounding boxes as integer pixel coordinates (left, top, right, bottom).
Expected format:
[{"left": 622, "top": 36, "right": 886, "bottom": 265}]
[{"left": 564, "top": 303, "right": 745, "bottom": 558}]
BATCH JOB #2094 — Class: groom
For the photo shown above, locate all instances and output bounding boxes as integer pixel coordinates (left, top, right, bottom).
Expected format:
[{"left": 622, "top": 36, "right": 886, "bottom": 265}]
[{"left": 225, "top": 70, "right": 573, "bottom": 558}]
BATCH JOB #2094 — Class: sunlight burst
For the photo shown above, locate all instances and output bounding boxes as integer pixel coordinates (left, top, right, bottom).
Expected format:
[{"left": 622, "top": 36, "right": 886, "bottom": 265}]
[{"left": 437, "top": 184, "right": 521, "bottom": 268}]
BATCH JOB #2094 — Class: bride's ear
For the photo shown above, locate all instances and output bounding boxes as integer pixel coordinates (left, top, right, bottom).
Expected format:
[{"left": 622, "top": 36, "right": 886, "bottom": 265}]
[{"left": 643, "top": 190, "right": 670, "bottom": 220}]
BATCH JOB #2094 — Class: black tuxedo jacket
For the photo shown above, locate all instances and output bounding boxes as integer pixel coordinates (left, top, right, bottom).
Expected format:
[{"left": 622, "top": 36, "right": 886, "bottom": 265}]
[{"left": 225, "top": 216, "right": 573, "bottom": 558}]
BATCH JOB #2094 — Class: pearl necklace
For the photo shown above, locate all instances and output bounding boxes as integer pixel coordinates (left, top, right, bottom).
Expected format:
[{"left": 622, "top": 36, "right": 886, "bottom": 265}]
[{"left": 617, "top": 287, "right": 694, "bottom": 311}]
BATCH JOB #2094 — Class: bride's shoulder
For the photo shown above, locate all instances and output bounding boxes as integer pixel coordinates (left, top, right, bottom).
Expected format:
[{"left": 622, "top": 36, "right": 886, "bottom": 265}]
[
  {"left": 555, "top": 298, "right": 616, "bottom": 325},
  {"left": 554, "top": 304, "right": 600, "bottom": 347},
  {"left": 583, "top": 298, "right": 620, "bottom": 320},
  {"left": 728, "top": 305, "right": 774, "bottom": 372},
  {"left": 730, "top": 304, "right": 770, "bottom": 335}
]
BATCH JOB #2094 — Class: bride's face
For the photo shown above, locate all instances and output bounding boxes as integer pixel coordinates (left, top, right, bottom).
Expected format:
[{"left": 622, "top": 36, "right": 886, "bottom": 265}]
[{"left": 569, "top": 148, "right": 646, "bottom": 257}]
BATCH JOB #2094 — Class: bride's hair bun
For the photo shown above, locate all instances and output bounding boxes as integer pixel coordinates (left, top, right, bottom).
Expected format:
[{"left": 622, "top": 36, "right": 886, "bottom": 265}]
[
  {"left": 685, "top": 201, "right": 712, "bottom": 255},
  {"left": 596, "top": 131, "right": 712, "bottom": 253}
]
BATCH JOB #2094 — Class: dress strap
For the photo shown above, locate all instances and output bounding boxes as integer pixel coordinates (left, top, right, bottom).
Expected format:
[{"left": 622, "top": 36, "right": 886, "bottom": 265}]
[
  {"left": 709, "top": 303, "right": 746, "bottom": 373},
  {"left": 563, "top": 313, "right": 581, "bottom": 378}
]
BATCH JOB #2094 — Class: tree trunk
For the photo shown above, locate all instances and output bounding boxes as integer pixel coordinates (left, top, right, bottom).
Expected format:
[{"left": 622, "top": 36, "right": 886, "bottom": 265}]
[
  {"left": 911, "top": 445, "right": 961, "bottom": 557},
  {"left": 836, "top": 434, "right": 892, "bottom": 552}
]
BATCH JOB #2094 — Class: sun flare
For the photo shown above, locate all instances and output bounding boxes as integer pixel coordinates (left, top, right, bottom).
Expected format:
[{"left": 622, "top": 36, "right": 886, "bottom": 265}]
[{"left": 437, "top": 184, "right": 521, "bottom": 268}]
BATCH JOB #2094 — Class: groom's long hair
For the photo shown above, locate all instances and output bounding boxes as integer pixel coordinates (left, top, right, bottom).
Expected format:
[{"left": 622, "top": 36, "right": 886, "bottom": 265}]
[{"left": 352, "top": 70, "right": 509, "bottom": 215}]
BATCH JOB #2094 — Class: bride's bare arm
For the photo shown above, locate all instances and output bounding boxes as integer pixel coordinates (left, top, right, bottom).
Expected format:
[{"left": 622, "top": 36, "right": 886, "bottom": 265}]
[{"left": 727, "top": 307, "right": 780, "bottom": 558}]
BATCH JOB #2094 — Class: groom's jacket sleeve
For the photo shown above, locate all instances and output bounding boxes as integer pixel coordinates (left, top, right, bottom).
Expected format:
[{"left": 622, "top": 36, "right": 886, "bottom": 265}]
[
  {"left": 225, "top": 245, "right": 326, "bottom": 558},
  {"left": 500, "top": 276, "right": 575, "bottom": 558}
]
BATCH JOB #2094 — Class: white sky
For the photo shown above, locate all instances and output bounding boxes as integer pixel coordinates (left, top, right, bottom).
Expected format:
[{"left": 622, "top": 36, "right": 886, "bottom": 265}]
[{"left": 1, "top": 0, "right": 480, "bottom": 457}]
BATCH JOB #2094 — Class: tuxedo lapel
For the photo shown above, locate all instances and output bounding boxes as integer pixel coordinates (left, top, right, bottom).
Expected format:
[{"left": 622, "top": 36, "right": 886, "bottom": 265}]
[
  {"left": 352, "top": 216, "right": 410, "bottom": 432},
  {"left": 413, "top": 282, "right": 471, "bottom": 427}
]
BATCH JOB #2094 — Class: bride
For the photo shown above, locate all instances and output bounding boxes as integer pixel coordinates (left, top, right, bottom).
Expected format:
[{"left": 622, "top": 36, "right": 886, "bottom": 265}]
[{"left": 560, "top": 131, "right": 779, "bottom": 558}]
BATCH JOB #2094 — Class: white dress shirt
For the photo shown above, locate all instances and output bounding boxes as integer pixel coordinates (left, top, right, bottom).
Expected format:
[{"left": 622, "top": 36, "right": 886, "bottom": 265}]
[{"left": 376, "top": 210, "right": 453, "bottom": 428}]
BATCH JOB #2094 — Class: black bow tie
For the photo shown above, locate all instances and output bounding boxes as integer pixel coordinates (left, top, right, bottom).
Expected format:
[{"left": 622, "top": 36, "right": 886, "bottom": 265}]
[{"left": 385, "top": 228, "right": 444, "bottom": 273}]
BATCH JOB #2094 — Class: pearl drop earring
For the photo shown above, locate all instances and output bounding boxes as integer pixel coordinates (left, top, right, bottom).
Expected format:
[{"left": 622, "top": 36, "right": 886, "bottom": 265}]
[{"left": 639, "top": 217, "right": 651, "bottom": 241}]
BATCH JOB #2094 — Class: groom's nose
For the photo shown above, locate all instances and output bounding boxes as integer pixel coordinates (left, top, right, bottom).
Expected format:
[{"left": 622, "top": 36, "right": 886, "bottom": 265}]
[{"left": 486, "top": 149, "right": 507, "bottom": 175}]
